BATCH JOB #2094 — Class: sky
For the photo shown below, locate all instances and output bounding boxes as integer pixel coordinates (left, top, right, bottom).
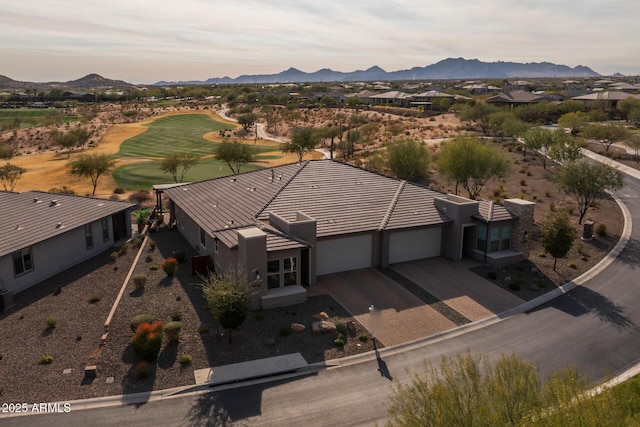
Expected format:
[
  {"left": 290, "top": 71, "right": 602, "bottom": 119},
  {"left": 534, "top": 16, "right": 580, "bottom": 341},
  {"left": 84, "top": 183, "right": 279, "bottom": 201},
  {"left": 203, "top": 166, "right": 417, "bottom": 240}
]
[{"left": 1, "top": 0, "right": 638, "bottom": 84}]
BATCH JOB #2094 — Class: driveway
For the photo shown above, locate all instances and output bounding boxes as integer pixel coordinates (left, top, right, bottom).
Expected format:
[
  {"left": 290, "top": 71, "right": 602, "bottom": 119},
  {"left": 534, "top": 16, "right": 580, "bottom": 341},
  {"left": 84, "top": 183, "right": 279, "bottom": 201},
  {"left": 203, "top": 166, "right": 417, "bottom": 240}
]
[{"left": 312, "top": 258, "right": 524, "bottom": 346}]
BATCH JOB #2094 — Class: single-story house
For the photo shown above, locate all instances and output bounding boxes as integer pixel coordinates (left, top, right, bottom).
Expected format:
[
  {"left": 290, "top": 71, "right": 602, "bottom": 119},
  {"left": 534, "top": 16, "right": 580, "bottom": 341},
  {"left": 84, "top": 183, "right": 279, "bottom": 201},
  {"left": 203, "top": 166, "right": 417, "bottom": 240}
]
[
  {"left": 163, "top": 160, "right": 534, "bottom": 309},
  {"left": 486, "top": 90, "right": 544, "bottom": 105},
  {"left": 0, "top": 191, "right": 134, "bottom": 299},
  {"left": 572, "top": 91, "right": 640, "bottom": 108}
]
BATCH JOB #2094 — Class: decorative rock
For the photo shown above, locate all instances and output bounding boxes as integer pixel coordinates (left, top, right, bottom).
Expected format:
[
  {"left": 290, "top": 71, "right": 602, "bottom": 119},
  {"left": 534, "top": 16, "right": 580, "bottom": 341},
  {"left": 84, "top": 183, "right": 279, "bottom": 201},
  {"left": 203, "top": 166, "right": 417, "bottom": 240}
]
[
  {"left": 312, "top": 311, "right": 330, "bottom": 320},
  {"left": 291, "top": 323, "right": 305, "bottom": 332},
  {"left": 531, "top": 267, "right": 539, "bottom": 273},
  {"left": 312, "top": 320, "right": 337, "bottom": 334}
]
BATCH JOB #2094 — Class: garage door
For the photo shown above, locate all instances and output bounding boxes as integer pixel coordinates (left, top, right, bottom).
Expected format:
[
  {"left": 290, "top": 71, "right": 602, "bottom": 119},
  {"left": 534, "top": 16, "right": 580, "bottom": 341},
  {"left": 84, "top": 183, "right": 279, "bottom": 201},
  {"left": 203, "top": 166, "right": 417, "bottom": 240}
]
[
  {"left": 388, "top": 228, "right": 441, "bottom": 264},
  {"left": 316, "top": 235, "right": 373, "bottom": 275}
]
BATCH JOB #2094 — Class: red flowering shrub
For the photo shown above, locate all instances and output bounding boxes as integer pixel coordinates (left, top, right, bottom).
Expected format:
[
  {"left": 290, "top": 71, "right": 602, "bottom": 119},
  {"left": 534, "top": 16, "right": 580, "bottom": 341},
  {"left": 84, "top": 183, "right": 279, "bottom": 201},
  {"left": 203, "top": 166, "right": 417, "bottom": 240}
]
[
  {"left": 131, "top": 321, "right": 164, "bottom": 362},
  {"left": 161, "top": 257, "right": 178, "bottom": 277}
]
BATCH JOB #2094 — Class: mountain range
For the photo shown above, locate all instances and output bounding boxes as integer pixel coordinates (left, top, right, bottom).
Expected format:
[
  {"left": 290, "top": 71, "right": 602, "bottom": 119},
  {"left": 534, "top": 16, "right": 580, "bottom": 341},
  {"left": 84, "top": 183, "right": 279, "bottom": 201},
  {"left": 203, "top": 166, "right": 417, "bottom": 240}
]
[
  {"left": 0, "top": 58, "right": 602, "bottom": 91},
  {"left": 155, "top": 58, "right": 600, "bottom": 85}
]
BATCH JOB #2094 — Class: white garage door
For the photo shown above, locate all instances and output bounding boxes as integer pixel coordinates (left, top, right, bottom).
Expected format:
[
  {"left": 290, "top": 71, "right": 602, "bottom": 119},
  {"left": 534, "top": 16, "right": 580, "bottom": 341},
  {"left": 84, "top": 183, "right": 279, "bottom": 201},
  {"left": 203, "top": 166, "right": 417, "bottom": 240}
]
[
  {"left": 388, "top": 228, "right": 441, "bottom": 264},
  {"left": 316, "top": 235, "right": 373, "bottom": 275}
]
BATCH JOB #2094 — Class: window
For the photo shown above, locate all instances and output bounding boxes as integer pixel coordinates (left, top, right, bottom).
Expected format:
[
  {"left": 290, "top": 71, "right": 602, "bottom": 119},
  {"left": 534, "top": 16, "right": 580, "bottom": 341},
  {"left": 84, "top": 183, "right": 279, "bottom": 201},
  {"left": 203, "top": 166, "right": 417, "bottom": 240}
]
[
  {"left": 283, "top": 256, "right": 297, "bottom": 286},
  {"left": 214, "top": 239, "right": 218, "bottom": 254},
  {"left": 200, "top": 228, "right": 206, "bottom": 247},
  {"left": 477, "top": 225, "right": 487, "bottom": 251},
  {"left": 501, "top": 226, "right": 511, "bottom": 250},
  {"left": 267, "top": 259, "right": 280, "bottom": 289},
  {"left": 85, "top": 224, "right": 94, "bottom": 249},
  {"left": 101, "top": 218, "right": 110, "bottom": 242},
  {"left": 490, "top": 227, "right": 501, "bottom": 252},
  {"left": 13, "top": 248, "right": 33, "bottom": 276}
]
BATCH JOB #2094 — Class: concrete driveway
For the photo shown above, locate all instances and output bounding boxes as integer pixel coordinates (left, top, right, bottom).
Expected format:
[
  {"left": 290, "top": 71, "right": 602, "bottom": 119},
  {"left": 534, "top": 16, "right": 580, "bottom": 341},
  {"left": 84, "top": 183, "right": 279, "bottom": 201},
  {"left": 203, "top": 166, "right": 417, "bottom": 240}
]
[{"left": 312, "top": 258, "right": 524, "bottom": 347}]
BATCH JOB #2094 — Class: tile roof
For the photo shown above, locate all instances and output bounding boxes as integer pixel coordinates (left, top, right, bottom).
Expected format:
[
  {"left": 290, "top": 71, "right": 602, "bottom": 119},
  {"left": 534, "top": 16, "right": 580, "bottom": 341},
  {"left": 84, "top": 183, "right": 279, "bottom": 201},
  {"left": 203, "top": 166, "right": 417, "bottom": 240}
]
[
  {"left": 0, "top": 191, "right": 135, "bottom": 258},
  {"left": 486, "top": 90, "right": 543, "bottom": 104},
  {"left": 572, "top": 91, "right": 640, "bottom": 101},
  {"left": 166, "top": 160, "right": 455, "bottom": 241},
  {"left": 213, "top": 226, "right": 309, "bottom": 251},
  {"left": 475, "top": 200, "right": 517, "bottom": 222}
]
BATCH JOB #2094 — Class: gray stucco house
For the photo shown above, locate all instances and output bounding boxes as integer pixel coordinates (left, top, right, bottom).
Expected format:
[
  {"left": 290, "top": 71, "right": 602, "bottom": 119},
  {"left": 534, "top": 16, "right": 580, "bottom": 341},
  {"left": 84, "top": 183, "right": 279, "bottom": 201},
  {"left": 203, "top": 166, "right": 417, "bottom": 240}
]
[
  {"left": 0, "top": 191, "right": 134, "bottom": 300},
  {"left": 163, "top": 160, "right": 534, "bottom": 308}
]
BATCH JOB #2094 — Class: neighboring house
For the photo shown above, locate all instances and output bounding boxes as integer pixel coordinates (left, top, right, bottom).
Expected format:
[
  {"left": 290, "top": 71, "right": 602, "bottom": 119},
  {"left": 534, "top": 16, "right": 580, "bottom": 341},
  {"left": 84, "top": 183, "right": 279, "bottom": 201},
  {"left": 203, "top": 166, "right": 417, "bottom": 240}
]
[
  {"left": 572, "top": 91, "right": 640, "bottom": 108},
  {"left": 0, "top": 191, "right": 134, "bottom": 296},
  {"left": 162, "top": 160, "right": 533, "bottom": 309},
  {"left": 486, "top": 90, "right": 544, "bottom": 105}
]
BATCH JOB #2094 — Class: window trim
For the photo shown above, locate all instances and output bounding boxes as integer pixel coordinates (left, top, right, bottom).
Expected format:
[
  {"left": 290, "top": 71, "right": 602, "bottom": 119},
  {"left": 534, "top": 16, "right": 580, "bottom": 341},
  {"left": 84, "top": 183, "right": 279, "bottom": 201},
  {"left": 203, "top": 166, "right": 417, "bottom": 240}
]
[{"left": 13, "top": 247, "right": 34, "bottom": 277}]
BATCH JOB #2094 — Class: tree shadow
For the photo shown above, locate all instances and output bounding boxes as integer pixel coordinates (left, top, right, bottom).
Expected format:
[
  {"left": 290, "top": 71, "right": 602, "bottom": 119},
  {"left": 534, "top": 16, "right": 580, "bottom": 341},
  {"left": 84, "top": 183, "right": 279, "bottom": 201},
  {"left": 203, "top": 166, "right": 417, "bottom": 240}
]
[
  {"left": 41, "top": 326, "right": 55, "bottom": 337},
  {"left": 159, "top": 276, "right": 175, "bottom": 287},
  {"left": 129, "top": 288, "right": 144, "bottom": 297},
  {"left": 527, "top": 285, "right": 637, "bottom": 332},
  {"left": 613, "top": 238, "right": 640, "bottom": 268},
  {"left": 158, "top": 342, "right": 178, "bottom": 370}
]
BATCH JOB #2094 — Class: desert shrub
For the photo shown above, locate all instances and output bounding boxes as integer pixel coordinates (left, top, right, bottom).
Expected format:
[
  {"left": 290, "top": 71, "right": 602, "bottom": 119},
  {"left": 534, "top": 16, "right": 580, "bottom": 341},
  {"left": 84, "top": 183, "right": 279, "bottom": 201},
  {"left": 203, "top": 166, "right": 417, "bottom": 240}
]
[
  {"left": 133, "top": 361, "right": 150, "bottom": 380},
  {"left": 145, "top": 255, "right": 152, "bottom": 263},
  {"left": 171, "top": 311, "right": 183, "bottom": 321},
  {"left": 568, "top": 263, "right": 577, "bottom": 269},
  {"left": 487, "top": 271, "right": 498, "bottom": 280},
  {"left": 130, "top": 314, "right": 154, "bottom": 333},
  {"left": 538, "top": 251, "right": 547, "bottom": 258},
  {"left": 358, "top": 333, "right": 369, "bottom": 342},
  {"left": 164, "top": 321, "right": 182, "bottom": 343},
  {"left": 132, "top": 237, "right": 142, "bottom": 248},
  {"left": 179, "top": 354, "right": 193, "bottom": 365},
  {"left": 133, "top": 274, "right": 147, "bottom": 290},
  {"left": 46, "top": 316, "right": 58, "bottom": 328},
  {"left": 128, "top": 189, "right": 151, "bottom": 205},
  {"left": 131, "top": 321, "right": 164, "bottom": 362},
  {"left": 520, "top": 179, "right": 527, "bottom": 186},
  {"left": 110, "top": 251, "right": 119, "bottom": 261},
  {"left": 119, "top": 241, "right": 128, "bottom": 254},
  {"left": 113, "top": 187, "right": 126, "bottom": 194},
  {"left": 150, "top": 265, "right": 159, "bottom": 271},
  {"left": 279, "top": 326, "right": 293, "bottom": 337},
  {"left": 172, "top": 250, "right": 186, "bottom": 264},
  {"left": 109, "top": 195, "right": 120, "bottom": 201},
  {"left": 38, "top": 355, "right": 54, "bottom": 365},
  {"left": 335, "top": 321, "right": 347, "bottom": 334},
  {"left": 334, "top": 334, "right": 345, "bottom": 347},
  {"left": 48, "top": 186, "right": 76, "bottom": 195},
  {"left": 596, "top": 224, "right": 607, "bottom": 237},
  {"left": 162, "top": 257, "right": 178, "bottom": 276},
  {"left": 508, "top": 283, "right": 521, "bottom": 291},
  {"left": 149, "top": 240, "right": 157, "bottom": 250},
  {"left": 89, "top": 295, "right": 100, "bottom": 304}
]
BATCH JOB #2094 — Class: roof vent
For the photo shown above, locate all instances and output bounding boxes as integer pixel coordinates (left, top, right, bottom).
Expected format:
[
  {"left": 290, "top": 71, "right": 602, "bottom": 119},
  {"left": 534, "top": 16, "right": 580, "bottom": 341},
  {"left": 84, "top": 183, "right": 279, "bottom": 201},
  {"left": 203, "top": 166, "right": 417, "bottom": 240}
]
[
  {"left": 231, "top": 178, "right": 237, "bottom": 182},
  {"left": 50, "top": 200, "right": 58, "bottom": 207},
  {"left": 278, "top": 174, "right": 282, "bottom": 181},
  {"left": 213, "top": 201, "right": 218, "bottom": 208},
  {"left": 15, "top": 224, "right": 23, "bottom": 230},
  {"left": 33, "top": 197, "right": 40, "bottom": 203},
  {"left": 311, "top": 185, "right": 319, "bottom": 189},
  {"left": 355, "top": 181, "right": 363, "bottom": 185},
  {"left": 55, "top": 222, "right": 64, "bottom": 229}
]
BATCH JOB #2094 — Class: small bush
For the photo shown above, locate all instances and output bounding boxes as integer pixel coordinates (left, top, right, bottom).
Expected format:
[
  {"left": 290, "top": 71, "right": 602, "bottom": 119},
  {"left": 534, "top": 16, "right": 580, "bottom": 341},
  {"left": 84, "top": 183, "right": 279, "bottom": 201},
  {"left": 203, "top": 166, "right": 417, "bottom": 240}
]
[
  {"left": 335, "top": 321, "right": 347, "bottom": 334},
  {"left": 596, "top": 224, "right": 607, "bottom": 237},
  {"left": 162, "top": 257, "right": 178, "bottom": 277},
  {"left": 113, "top": 187, "right": 126, "bottom": 194},
  {"left": 538, "top": 251, "right": 547, "bottom": 258},
  {"left": 133, "top": 274, "right": 147, "bottom": 290},
  {"left": 89, "top": 295, "right": 101, "bottom": 304},
  {"left": 171, "top": 311, "right": 183, "bottom": 321},
  {"left": 46, "top": 316, "right": 58, "bottom": 328},
  {"left": 568, "top": 263, "right": 577, "bottom": 269},
  {"left": 149, "top": 240, "right": 157, "bottom": 250},
  {"left": 150, "top": 265, "right": 159, "bottom": 271},
  {"left": 145, "top": 255, "right": 152, "bottom": 263},
  {"left": 133, "top": 361, "right": 150, "bottom": 380},
  {"left": 132, "top": 237, "right": 142, "bottom": 248},
  {"left": 520, "top": 179, "right": 527, "bottom": 186},
  {"left": 38, "top": 355, "right": 54, "bottom": 365},
  {"left": 487, "top": 271, "right": 498, "bottom": 280},
  {"left": 109, "top": 194, "right": 120, "bottom": 201},
  {"left": 110, "top": 251, "right": 119, "bottom": 261},
  {"left": 130, "top": 314, "right": 154, "bottom": 333},
  {"left": 131, "top": 321, "right": 164, "bottom": 362},
  {"left": 164, "top": 321, "right": 182, "bottom": 343},
  {"left": 279, "top": 326, "right": 293, "bottom": 337},
  {"left": 179, "top": 354, "right": 193, "bottom": 365},
  {"left": 358, "top": 333, "right": 369, "bottom": 342},
  {"left": 119, "top": 241, "right": 129, "bottom": 254},
  {"left": 172, "top": 250, "right": 186, "bottom": 264},
  {"left": 333, "top": 334, "right": 345, "bottom": 347},
  {"left": 128, "top": 189, "right": 152, "bottom": 205},
  {"left": 508, "top": 283, "right": 521, "bottom": 291}
]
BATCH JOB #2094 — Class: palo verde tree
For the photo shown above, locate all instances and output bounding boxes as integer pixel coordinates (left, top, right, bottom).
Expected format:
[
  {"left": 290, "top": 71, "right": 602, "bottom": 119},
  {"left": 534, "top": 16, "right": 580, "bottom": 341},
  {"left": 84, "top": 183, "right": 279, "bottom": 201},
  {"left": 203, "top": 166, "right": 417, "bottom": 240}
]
[
  {"left": 386, "top": 140, "right": 430, "bottom": 181},
  {"left": 554, "top": 159, "right": 625, "bottom": 224},
  {"left": 237, "top": 113, "right": 258, "bottom": 132},
  {"left": 387, "top": 352, "right": 638, "bottom": 427},
  {"left": 584, "top": 123, "right": 629, "bottom": 152},
  {"left": 200, "top": 266, "right": 255, "bottom": 344},
  {"left": 281, "top": 126, "right": 320, "bottom": 162},
  {"left": 160, "top": 153, "right": 198, "bottom": 183},
  {"left": 437, "top": 136, "right": 510, "bottom": 200},
  {"left": 67, "top": 153, "right": 116, "bottom": 196},
  {"left": 626, "top": 133, "right": 640, "bottom": 163},
  {"left": 522, "top": 127, "right": 554, "bottom": 163},
  {"left": 458, "top": 102, "right": 498, "bottom": 135},
  {"left": 0, "top": 164, "right": 26, "bottom": 191},
  {"left": 540, "top": 209, "right": 576, "bottom": 270},
  {"left": 558, "top": 111, "right": 589, "bottom": 136},
  {"left": 214, "top": 141, "right": 256, "bottom": 175},
  {"left": 547, "top": 132, "right": 583, "bottom": 165}
]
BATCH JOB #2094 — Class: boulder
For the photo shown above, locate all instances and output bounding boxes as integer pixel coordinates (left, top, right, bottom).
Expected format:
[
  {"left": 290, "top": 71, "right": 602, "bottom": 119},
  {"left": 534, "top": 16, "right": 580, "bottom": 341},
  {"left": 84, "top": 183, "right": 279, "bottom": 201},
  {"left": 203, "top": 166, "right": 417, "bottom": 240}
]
[
  {"left": 291, "top": 323, "right": 306, "bottom": 332},
  {"left": 312, "top": 311, "right": 330, "bottom": 320},
  {"left": 312, "top": 320, "right": 337, "bottom": 334}
]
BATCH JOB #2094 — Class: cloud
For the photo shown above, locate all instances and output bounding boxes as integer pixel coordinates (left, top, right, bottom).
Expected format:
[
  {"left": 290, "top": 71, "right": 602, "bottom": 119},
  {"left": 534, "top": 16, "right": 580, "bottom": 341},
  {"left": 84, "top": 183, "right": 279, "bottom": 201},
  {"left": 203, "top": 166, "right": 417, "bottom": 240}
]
[{"left": 0, "top": 0, "right": 638, "bottom": 82}]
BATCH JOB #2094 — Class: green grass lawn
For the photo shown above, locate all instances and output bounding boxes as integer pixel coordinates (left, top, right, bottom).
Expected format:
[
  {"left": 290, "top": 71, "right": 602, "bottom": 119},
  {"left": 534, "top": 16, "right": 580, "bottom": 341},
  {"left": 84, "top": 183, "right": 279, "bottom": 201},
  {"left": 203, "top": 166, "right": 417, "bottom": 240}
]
[
  {"left": 0, "top": 108, "right": 80, "bottom": 128},
  {"left": 112, "top": 113, "right": 284, "bottom": 189},
  {"left": 112, "top": 157, "right": 263, "bottom": 190},
  {"left": 115, "top": 114, "right": 236, "bottom": 158}
]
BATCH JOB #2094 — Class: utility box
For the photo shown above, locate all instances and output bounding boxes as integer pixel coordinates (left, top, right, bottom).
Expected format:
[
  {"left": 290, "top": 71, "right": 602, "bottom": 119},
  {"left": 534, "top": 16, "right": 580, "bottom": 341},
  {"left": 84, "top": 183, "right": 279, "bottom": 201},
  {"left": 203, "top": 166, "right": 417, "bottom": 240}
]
[{"left": 582, "top": 220, "right": 595, "bottom": 241}]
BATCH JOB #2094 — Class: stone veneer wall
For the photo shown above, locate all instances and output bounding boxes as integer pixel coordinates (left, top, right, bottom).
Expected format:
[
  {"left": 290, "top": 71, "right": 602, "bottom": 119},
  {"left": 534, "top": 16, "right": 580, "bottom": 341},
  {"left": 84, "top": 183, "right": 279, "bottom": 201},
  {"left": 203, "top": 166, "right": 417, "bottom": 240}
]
[{"left": 504, "top": 199, "right": 536, "bottom": 259}]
